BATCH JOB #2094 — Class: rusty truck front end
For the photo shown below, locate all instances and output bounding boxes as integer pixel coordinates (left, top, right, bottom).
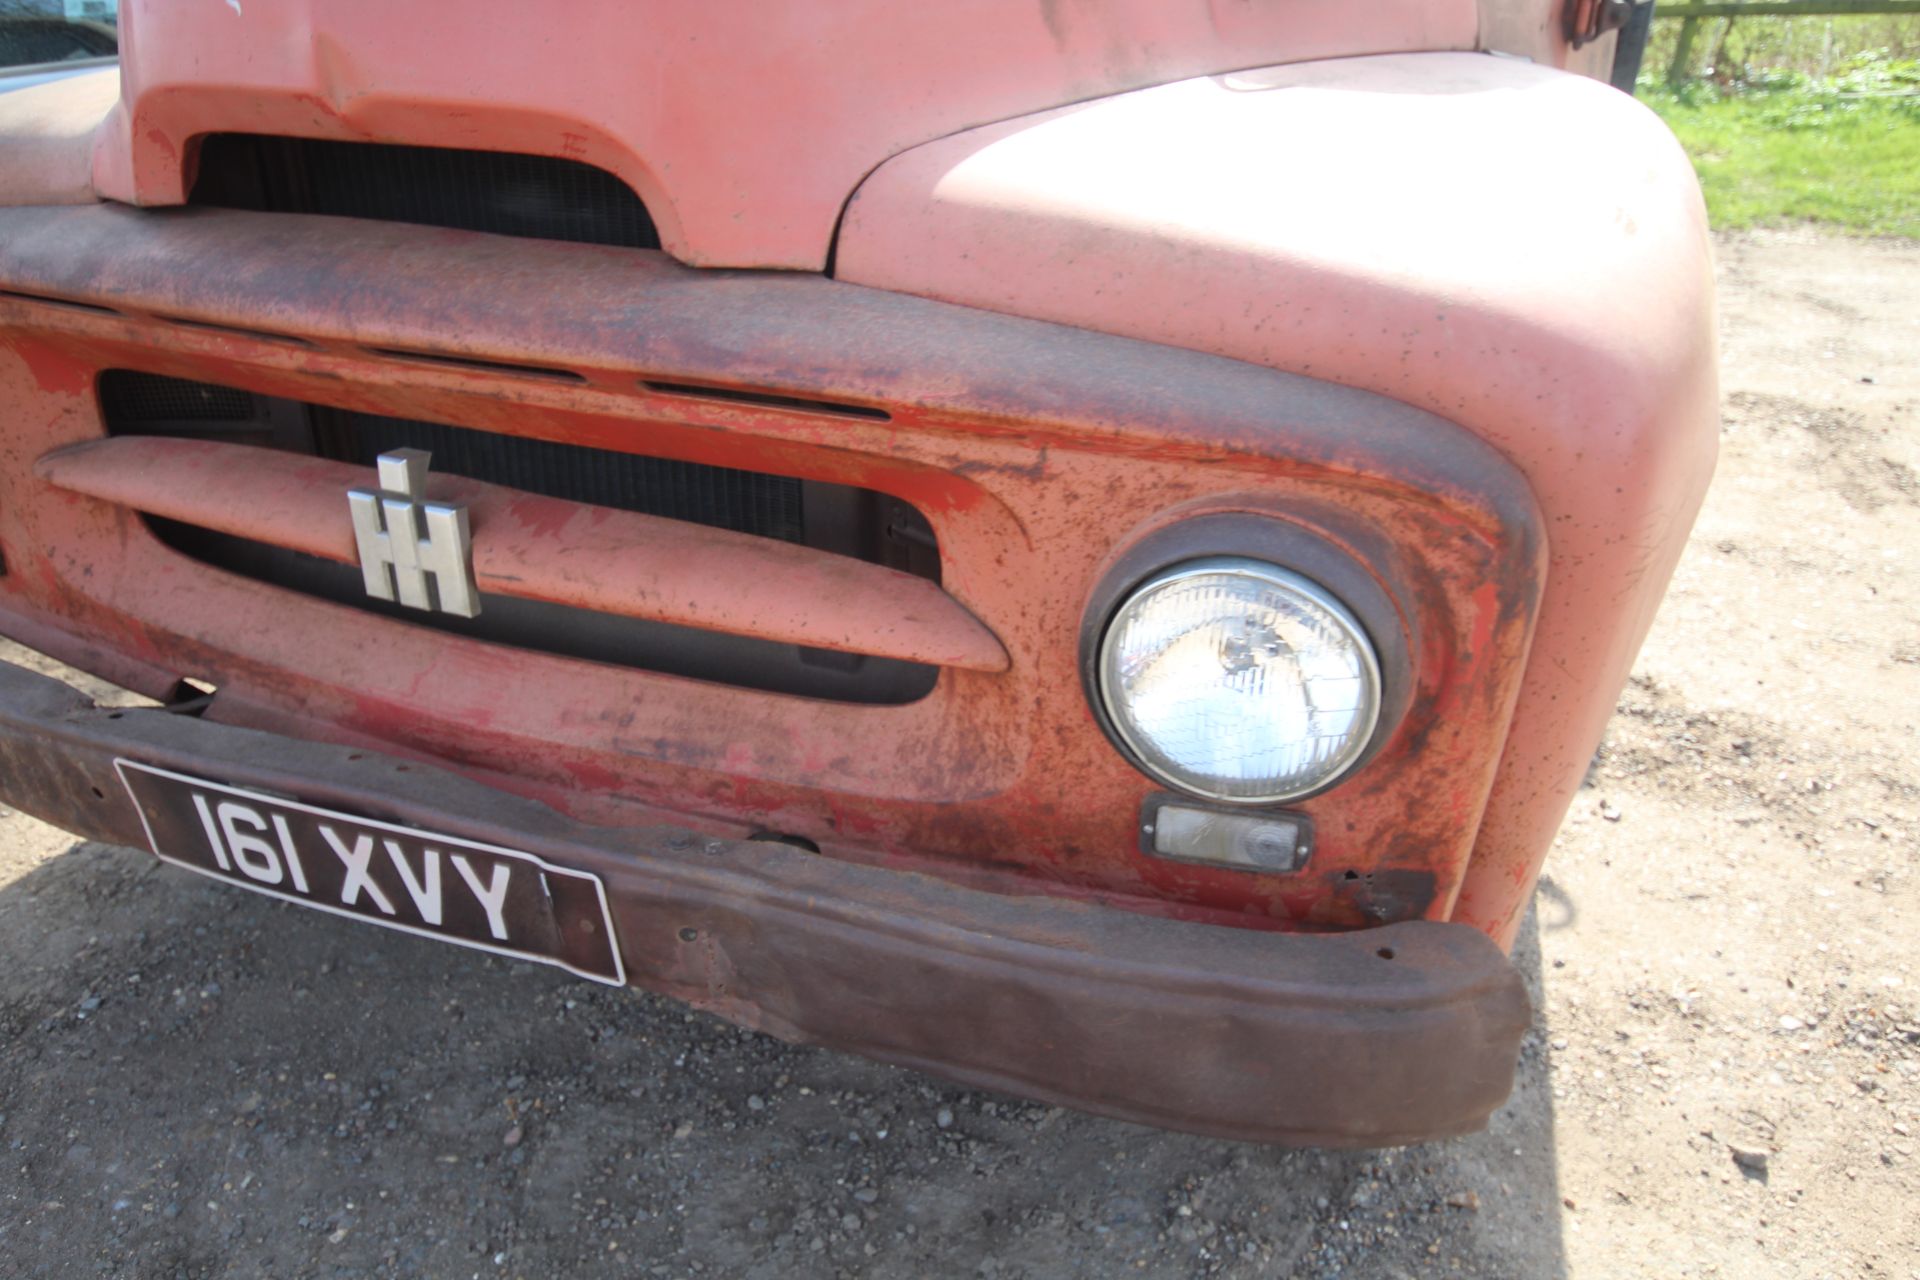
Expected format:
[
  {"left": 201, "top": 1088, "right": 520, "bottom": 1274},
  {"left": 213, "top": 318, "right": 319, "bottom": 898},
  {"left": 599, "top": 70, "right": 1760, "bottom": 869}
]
[{"left": 0, "top": 1, "right": 1716, "bottom": 1145}]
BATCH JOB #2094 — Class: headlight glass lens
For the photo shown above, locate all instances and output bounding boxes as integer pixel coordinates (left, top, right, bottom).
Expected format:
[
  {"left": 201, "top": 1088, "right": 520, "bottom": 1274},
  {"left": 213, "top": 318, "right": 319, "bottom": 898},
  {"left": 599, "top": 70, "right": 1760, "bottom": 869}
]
[{"left": 1098, "top": 557, "right": 1381, "bottom": 804}]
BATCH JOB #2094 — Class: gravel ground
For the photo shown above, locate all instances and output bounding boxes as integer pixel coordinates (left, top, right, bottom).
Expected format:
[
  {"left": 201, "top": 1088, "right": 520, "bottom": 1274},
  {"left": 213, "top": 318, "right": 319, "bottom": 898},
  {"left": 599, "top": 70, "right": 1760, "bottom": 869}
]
[{"left": 1, "top": 229, "right": 1916, "bottom": 1279}]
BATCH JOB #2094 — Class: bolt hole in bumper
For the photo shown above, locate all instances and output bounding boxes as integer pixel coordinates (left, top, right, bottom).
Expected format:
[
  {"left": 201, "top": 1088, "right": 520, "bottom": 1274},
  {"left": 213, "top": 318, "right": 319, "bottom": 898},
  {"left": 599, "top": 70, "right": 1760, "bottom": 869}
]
[{"left": 0, "top": 655, "right": 1528, "bottom": 1146}]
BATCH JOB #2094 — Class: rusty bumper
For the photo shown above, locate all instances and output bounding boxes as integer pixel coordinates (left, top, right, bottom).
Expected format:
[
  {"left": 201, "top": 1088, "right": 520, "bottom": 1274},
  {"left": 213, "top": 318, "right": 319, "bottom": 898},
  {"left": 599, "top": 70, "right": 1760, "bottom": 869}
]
[{"left": 0, "top": 656, "right": 1530, "bottom": 1147}]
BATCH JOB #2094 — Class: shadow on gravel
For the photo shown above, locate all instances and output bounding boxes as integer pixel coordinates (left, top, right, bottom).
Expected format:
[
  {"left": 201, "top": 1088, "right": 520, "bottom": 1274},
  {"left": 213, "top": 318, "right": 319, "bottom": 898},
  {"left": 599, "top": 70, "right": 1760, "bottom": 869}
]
[{"left": 0, "top": 837, "right": 1569, "bottom": 1278}]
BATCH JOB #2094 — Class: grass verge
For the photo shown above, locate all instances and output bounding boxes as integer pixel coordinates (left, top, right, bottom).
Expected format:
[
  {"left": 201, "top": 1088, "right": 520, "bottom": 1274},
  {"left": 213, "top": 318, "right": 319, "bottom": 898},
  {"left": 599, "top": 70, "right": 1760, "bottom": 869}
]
[{"left": 1640, "top": 58, "right": 1920, "bottom": 238}]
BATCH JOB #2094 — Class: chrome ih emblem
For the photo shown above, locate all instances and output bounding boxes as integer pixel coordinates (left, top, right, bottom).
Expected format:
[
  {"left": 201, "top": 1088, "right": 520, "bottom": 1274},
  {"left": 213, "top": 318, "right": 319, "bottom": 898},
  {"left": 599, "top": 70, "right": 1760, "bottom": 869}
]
[{"left": 346, "top": 449, "right": 481, "bottom": 618}]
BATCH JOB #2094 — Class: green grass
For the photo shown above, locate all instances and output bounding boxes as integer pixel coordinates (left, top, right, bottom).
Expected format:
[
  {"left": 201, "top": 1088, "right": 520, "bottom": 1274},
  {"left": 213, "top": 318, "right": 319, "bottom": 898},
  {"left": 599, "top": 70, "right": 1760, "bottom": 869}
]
[{"left": 1639, "top": 57, "right": 1920, "bottom": 238}]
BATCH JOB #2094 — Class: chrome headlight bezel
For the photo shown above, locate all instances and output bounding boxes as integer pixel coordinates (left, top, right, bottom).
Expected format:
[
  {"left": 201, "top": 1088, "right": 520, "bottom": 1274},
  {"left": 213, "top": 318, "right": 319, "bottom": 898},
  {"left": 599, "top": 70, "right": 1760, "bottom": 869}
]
[{"left": 1080, "top": 515, "right": 1411, "bottom": 808}]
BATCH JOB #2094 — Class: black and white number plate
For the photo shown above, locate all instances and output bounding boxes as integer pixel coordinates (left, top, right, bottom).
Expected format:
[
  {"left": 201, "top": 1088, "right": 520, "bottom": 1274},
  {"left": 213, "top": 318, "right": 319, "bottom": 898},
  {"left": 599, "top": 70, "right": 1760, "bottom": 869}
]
[{"left": 116, "top": 760, "right": 625, "bottom": 985}]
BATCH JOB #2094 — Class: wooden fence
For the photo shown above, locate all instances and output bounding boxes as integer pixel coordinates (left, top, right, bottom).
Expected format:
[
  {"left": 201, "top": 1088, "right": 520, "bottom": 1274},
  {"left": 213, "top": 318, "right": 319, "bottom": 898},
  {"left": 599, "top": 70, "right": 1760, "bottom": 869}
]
[{"left": 1656, "top": 0, "right": 1920, "bottom": 85}]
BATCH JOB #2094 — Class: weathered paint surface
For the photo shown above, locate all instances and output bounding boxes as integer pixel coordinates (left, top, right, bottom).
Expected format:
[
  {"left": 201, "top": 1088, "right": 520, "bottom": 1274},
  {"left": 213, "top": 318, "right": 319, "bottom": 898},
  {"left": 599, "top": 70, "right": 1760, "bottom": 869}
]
[
  {"left": 837, "top": 53, "right": 1720, "bottom": 946},
  {"left": 1, "top": 3, "right": 1614, "bottom": 268},
  {"left": 0, "top": 203, "right": 1542, "bottom": 935},
  {"left": 84, "top": 0, "right": 1479, "bottom": 269}
]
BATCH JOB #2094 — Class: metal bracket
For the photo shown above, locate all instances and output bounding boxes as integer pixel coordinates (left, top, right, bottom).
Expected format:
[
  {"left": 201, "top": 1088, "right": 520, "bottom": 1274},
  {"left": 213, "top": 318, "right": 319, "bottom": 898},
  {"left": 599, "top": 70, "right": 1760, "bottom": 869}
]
[{"left": 1566, "top": 0, "right": 1651, "bottom": 49}]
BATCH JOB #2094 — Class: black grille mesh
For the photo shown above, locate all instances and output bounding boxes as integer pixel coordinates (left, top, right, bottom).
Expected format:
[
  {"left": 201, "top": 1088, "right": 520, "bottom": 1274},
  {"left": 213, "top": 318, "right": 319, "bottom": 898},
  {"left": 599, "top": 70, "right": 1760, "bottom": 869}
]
[
  {"left": 191, "top": 135, "right": 661, "bottom": 250},
  {"left": 97, "top": 371, "right": 804, "bottom": 543},
  {"left": 314, "top": 411, "right": 804, "bottom": 543},
  {"left": 99, "top": 371, "right": 256, "bottom": 423}
]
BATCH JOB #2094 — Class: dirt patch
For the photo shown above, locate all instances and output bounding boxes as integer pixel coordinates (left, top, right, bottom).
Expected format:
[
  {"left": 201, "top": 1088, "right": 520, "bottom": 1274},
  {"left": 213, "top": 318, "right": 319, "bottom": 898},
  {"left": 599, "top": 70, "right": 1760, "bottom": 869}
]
[
  {"left": 2, "top": 228, "right": 1917, "bottom": 1278},
  {"left": 1724, "top": 389, "right": 1918, "bottom": 512}
]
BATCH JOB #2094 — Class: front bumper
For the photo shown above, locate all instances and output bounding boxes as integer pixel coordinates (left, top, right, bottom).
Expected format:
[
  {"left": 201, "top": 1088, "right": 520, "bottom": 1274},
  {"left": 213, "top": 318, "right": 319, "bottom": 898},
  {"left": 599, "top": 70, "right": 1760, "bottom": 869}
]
[{"left": 0, "top": 655, "right": 1529, "bottom": 1146}]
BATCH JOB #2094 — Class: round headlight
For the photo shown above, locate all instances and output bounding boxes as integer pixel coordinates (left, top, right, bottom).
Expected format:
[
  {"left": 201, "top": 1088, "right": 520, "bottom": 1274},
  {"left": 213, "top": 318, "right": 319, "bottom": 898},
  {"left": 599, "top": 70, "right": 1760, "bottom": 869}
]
[{"left": 1097, "top": 557, "right": 1382, "bottom": 804}]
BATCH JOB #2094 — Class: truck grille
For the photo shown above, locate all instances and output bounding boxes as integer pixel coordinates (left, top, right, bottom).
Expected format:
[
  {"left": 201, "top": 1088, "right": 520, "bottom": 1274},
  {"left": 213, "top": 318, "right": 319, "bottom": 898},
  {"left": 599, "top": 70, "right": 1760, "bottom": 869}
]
[{"left": 96, "top": 371, "right": 941, "bottom": 703}]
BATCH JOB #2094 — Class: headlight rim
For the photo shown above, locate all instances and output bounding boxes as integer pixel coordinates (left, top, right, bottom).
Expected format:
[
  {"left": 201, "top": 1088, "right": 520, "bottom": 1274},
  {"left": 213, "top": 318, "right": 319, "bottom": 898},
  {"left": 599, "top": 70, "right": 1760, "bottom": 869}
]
[{"left": 1078, "top": 513, "right": 1413, "bottom": 808}]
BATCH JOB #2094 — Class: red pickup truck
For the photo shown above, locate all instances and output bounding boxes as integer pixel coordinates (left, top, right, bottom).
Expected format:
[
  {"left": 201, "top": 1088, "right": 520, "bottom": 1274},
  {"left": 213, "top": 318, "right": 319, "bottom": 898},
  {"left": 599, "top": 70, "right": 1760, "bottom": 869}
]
[{"left": 0, "top": 0, "right": 1715, "bottom": 1146}]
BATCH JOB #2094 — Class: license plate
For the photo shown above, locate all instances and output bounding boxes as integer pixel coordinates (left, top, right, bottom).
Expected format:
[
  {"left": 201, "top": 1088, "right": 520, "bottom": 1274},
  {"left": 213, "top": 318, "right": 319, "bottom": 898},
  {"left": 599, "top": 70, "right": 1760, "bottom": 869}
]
[{"left": 115, "top": 759, "right": 624, "bottom": 985}]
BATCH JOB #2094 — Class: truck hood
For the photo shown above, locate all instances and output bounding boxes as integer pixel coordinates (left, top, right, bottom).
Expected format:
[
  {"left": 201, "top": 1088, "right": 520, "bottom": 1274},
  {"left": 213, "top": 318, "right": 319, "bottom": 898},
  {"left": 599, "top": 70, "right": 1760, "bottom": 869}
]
[{"left": 7, "top": 0, "right": 1603, "bottom": 269}]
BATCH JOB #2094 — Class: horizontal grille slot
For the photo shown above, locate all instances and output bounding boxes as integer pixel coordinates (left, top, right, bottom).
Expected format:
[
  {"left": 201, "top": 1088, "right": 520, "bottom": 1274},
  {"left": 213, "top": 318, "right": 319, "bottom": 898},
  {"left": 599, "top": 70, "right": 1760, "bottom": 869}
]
[
  {"left": 0, "top": 288, "right": 119, "bottom": 316},
  {"left": 190, "top": 135, "right": 661, "bottom": 251},
  {"left": 369, "top": 348, "right": 587, "bottom": 383},
  {"left": 86, "top": 373, "right": 974, "bottom": 703},
  {"left": 158, "top": 316, "right": 316, "bottom": 348},
  {"left": 642, "top": 381, "right": 892, "bottom": 422}
]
